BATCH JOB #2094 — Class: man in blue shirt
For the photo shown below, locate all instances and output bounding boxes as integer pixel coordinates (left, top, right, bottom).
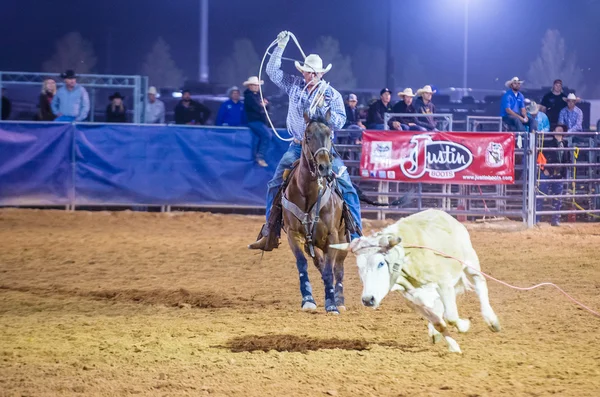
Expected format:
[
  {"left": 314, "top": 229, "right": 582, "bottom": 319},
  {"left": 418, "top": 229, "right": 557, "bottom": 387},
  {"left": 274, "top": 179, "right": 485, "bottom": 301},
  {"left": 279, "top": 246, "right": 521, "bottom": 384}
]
[
  {"left": 216, "top": 86, "right": 245, "bottom": 127},
  {"left": 527, "top": 101, "right": 550, "bottom": 132},
  {"left": 51, "top": 70, "right": 90, "bottom": 122},
  {"left": 500, "top": 77, "right": 535, "bottom": 132}
]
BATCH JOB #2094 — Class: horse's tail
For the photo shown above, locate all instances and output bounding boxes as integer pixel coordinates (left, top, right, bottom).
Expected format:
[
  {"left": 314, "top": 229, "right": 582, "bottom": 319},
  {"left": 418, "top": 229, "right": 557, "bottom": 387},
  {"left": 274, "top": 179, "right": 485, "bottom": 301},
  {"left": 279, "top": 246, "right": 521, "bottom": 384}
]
[{"left": 353, "top": 183, "right": 415, "bottom": 207}]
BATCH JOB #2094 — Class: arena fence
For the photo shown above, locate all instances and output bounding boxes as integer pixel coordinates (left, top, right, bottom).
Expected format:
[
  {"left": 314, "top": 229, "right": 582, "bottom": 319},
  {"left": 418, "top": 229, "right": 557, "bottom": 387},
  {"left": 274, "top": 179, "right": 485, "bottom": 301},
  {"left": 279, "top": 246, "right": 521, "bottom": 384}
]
[
  {"left": 532, "top": 130, "right": 600, "bottom": 226},
  {"left": 1, "top": 121, "right": 599, "bottom": 227}
]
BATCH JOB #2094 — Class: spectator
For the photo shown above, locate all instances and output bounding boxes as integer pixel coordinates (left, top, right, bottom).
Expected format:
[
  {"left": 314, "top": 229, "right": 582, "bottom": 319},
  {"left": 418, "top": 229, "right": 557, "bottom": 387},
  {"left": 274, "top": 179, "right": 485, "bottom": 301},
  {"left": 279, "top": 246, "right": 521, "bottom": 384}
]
[
  {"left": 243, "top": 76, "right": 271, "bottom": 167},
  {"left": 105, "top": 92, "right": 127, "bottom": 123},
  {"left": 144, "top": 86, "right": 165, "bottom": 124},
  {"left": 526, "top": 101, "right": 550, "bottom": 132},
  {"left": 536, "top": 124, "right": 570, "bottom": 226},
  {"left": 1, "top": 88, "right": 12, "bottom": 120},
  {"left": 344, "top": 93, "right": 365, "bottom": 129},
  {"left": 174, "top": 89, "right": 211, "bottom": 125},
  {"left": 36, "top": 78, "right": 57, "bottom": 121},
  {"left": 388, "top": 88, "right": 426, "bottom": 131},
  {"left": 540, "top": 79, "right": 567, "bottom": 128},
  {"left": 366, "top": 88, "right": 393, "bottom": 129},
  {"left": 51, "top": 70, "right": 90, "bottom": 122},
  {"left": 216, "top": 86, "right": 245, "bottom": 126},
  {"left": 412, "top": 85, "right": 438, "bottom": 131},
  {"left": 558, "top": 93, "right": 583, "bottom": 132},
  {"left": 500, "top": 77, "right": 534, "bottom": 132}
]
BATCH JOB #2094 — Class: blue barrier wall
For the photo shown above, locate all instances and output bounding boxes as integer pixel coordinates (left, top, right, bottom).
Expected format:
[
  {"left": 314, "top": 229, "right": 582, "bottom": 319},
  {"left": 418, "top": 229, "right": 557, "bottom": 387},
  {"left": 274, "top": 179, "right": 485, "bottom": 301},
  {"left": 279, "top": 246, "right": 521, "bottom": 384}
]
[
  {"left": 0, "top": 122, "right": 290, "bottom": 207},
  {"left": 0, "top": 123, "right": 73, "bottom": 205}
]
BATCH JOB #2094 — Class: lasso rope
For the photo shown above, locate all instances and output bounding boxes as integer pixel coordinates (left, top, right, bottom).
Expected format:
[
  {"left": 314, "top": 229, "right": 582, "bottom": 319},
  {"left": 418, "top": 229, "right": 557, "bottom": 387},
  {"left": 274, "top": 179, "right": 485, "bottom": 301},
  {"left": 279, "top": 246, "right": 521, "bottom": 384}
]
[
  {"left": 258, "top": 32, "right": 331, "bottom": 142},
  {"left": 404, "top": 244, "right": 600, "bottom": 319}
]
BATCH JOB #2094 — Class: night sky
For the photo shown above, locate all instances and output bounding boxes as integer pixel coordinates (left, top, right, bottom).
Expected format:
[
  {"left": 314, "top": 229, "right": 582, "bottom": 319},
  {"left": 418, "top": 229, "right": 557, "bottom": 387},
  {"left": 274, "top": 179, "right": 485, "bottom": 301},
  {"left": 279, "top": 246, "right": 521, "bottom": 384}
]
[{"left": 1, "top": 0, "right": 599, "bottom": 93}]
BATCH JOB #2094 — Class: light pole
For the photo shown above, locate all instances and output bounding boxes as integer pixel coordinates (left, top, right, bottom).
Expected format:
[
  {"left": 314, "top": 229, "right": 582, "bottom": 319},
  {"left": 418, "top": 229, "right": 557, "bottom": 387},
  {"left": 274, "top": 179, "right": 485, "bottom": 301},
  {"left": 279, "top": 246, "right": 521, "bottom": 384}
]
[
  {"left": 462, "top": 0, "right": 469, "bottom": 94},
  {"left": 199, "top": 0, "right": 209, "bottom": 83}
]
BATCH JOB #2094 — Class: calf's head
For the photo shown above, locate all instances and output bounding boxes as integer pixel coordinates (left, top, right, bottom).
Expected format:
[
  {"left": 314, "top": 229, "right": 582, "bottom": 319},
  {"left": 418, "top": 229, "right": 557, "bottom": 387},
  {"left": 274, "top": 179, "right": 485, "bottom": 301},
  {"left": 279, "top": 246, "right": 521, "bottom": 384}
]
[{"left": 331, "top": 234, "right": 403, "bottom": 309}]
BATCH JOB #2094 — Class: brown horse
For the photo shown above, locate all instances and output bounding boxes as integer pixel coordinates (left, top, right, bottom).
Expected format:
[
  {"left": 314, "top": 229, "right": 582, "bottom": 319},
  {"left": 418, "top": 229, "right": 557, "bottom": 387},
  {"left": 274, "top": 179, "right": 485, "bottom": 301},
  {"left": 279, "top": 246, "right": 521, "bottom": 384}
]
[{"left": 282, "top": 111, "right": 348, "bottom": 314}]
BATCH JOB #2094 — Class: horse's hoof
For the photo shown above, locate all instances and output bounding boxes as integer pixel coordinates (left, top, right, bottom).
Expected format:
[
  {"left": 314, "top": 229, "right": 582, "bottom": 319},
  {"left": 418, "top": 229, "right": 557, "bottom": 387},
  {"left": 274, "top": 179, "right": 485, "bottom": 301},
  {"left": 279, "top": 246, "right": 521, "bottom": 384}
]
[
  {"left": 302, "top": 301, "right": 317, "bottom": 311},
  {"left": 325, "top": 305, "right": 339, "bottom": 314}
]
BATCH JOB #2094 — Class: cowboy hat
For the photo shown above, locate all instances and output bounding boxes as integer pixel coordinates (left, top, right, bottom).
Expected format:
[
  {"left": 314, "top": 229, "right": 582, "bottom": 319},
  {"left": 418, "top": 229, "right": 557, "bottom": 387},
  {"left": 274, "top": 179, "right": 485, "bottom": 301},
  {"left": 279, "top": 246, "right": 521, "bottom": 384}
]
[
  {"left": 397, "top": 88, "right": 415, "bottom": 97},
  {"left": 60, "top": 70, "right": 77, "bottom": 79},
  {"left": 243, "top": 76, "right": 264, "bottom": 86},
  {"left": 148, "top": 86, "right": 158, "bottom": 95},
  {"left": 294, "top": 54, "right": 332, "bottom": 74},
  {"left": 526, "top": 101, "right": 539, "bottom": 115},
  {"left": 563, "top": 93, "right": 581, "bottom": 102},
  {"left": 505, "top": 76, "right": 524, "bottom": 88},
  {"left": 109, "top": 92, "right": 125, "bottom": 100},
  {"left": 416, "top": 85, "right": 436, "bottom": 96}
]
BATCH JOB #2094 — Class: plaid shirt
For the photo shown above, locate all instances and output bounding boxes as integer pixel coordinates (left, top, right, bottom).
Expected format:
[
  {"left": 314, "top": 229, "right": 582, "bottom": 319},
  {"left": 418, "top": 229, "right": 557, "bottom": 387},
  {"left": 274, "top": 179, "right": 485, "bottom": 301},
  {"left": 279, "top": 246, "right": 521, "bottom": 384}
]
[
  {"left": 267, "top": 47, "right": 346, "bottom": 140},
  {"left": 558, "top": 106, "right": 583, "bottom": 132}
]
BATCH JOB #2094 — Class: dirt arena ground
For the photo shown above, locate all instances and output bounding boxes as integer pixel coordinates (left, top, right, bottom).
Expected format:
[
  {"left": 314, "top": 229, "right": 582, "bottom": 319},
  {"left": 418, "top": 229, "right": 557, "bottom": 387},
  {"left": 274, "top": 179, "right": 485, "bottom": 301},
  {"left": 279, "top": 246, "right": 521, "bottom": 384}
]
[{"left": 1, "top": 209, "right": 599, "bottom": 397}]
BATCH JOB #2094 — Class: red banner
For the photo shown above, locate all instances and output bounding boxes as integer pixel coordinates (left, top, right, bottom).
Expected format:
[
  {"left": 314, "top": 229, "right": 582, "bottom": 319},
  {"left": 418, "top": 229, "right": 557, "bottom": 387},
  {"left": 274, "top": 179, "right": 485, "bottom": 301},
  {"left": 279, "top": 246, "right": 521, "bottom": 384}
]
[{"left": 360, "top": 131, "right": 515, "bottom": 185}]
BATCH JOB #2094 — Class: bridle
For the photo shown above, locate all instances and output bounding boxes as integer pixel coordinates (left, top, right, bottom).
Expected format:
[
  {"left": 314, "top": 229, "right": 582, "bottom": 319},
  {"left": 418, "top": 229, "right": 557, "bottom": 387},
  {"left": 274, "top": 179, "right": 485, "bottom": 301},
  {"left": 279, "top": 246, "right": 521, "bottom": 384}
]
[{"left": 302, "top": 122, "right": 332, "bottom": 179}]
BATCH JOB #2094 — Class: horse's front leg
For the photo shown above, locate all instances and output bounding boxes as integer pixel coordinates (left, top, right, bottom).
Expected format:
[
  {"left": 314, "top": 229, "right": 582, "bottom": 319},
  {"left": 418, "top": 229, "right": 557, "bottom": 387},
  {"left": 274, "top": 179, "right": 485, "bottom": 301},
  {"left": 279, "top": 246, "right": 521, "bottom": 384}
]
[
  {"left": 314, "top": 238, "right": 337, "bottom": 314},
  {"left": 329, "top": 232, "right": 347, "bottom": 310},
  {"left": 287, "top": 231, "right": 317, "bottom": 310}
]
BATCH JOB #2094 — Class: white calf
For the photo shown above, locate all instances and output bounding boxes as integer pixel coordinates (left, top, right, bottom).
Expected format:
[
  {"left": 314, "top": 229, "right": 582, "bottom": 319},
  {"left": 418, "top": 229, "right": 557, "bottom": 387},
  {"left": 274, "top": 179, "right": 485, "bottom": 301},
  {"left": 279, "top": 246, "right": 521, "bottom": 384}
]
[{"left": 331, "top": 209, "right": 500, "bottom": 353}]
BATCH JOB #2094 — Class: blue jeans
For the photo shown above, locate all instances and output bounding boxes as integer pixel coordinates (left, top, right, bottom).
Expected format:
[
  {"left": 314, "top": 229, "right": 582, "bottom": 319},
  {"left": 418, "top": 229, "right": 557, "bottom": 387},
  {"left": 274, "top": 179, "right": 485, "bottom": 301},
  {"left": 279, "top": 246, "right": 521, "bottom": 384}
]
[
  {"left": 247, "top": 121, "right": 272, "bottom": 161},
  {"left": 503, "top": 115, "right": 537, "bottom": 132},
  {"left": 265, "top": 142, "right": 362, "bottom": 237},
  {"left": 55, "top": 115, "right": 76, "bottom": 122},
  {"left": 536, "top": 172, "right": 564, "bottom": 223}
]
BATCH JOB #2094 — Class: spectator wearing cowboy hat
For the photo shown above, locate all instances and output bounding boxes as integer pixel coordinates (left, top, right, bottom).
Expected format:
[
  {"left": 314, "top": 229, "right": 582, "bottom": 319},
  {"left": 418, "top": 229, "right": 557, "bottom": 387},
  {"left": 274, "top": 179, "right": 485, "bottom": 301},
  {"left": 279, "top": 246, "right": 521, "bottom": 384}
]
[
  {"left": 366, "top": 88, "right": 393, "bottom": 130},
  {"left": 51, "top": 70, "right": 90, "bottom": 122},
  {"left": 526, "top": 101, "right": 550, "bottom": 132},
  {"left": 540, "top": 79, "right": 567, "bottom": 127},
  {"left": 412, "top": 85, "right": 438, "bottom": 131},
  {"left": 144, "top": 86, "right": 165, "bottom": 124},
  {"left": 243, "top": 76, "right": 271, "bottom": 167},
  {"left": 106, "top": 92, "right": 127, "bottom": 123},
  {"left": 388, "top": 88, "right": 425, "bottom": 131},
  {"left": 536, "top": 123, "right": 570, "bottom": 226},
  {"left": 558, "top": 93, "right": 583, "bottom": 132},
  {"left": 216, "top": 86, "right": 246, "bottom": 127},
  {"left": 174, "top": 89, "right": 211, "bottom": 125},
  {"left": 344, "top": 93, "right": 365, "bottom": 130},
  {"left": 500, "top": 76, "right": 535, "bottom": 132}
]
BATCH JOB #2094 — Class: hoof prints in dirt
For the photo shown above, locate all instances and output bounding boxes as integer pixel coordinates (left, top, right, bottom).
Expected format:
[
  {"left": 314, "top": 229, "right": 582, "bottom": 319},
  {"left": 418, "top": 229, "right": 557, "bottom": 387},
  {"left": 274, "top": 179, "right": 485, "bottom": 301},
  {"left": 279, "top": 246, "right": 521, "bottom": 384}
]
[
  {"left": 225, "top": 334, "right": 370, "bottom": 353},
  {"left": 0, "top": 285, "right": 231, "bottom": 309}
]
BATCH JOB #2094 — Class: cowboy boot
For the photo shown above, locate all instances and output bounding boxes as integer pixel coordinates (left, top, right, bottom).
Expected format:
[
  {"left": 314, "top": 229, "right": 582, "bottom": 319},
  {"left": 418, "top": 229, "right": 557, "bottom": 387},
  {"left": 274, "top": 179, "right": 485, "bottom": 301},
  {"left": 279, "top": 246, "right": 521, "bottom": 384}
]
[{"left": 248, "top": 224, "right": 269, "bottom": 250}]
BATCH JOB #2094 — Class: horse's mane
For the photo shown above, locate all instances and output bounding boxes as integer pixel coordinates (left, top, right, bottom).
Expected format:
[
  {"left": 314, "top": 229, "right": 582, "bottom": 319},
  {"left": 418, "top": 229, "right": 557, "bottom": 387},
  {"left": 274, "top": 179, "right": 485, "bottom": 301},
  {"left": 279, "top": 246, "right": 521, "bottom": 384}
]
[{"left": 307, "top": 116, "right": 330, "bottom": 127}]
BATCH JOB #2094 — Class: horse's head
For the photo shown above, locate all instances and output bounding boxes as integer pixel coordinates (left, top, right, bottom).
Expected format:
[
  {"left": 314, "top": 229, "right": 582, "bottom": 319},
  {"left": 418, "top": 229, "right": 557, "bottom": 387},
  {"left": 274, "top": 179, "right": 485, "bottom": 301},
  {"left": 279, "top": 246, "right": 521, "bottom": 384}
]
[{"left": 303, "top": 110, "right": 333, "bottom": 178}]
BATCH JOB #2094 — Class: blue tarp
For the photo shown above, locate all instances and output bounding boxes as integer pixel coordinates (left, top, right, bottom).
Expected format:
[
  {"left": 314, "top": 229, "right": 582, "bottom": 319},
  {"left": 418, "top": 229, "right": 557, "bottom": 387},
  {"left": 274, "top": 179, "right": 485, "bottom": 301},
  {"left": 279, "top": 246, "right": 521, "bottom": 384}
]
[
  {"left": 0, "top": 123, "right": 73, "bottom": 205},
  {"left": 0, "top": 122, "right": 290, "bottom": 207}
]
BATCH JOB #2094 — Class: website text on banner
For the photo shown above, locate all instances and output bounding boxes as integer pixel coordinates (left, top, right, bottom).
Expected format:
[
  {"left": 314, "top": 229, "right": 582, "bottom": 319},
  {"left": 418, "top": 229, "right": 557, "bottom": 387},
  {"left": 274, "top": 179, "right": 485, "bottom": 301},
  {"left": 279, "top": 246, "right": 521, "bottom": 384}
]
[{"left": 360, "top": 131, "right": 515, "bottom": 185}]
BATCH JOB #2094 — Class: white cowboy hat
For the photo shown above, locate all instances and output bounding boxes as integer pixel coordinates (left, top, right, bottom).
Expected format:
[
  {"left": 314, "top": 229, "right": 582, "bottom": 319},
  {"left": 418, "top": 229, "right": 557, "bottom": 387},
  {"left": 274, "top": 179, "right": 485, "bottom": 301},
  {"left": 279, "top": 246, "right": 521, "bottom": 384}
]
[
  {"left": 243, "top": 76, "right": 264, "bottom": 86},
  {"left": 563, "top": 93, "right": 581, "bottom": 102},
  {"left": 294, "top": 54, "right": 332, "bottom": 74},
  {"left": 505, "top": 76, "right": 524, "bottom": 88},
  {"left": 148, "top": 86, "right": 158, "bottom": 95},
  {"left": 397, "top": 88, "right": 415, "bottom": 97},
  {"left": 416, "top": 85, "right": 436, "bottom": 96},
  {"left": 526, "top": 101, "right": 539, "bottom": 115}
]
